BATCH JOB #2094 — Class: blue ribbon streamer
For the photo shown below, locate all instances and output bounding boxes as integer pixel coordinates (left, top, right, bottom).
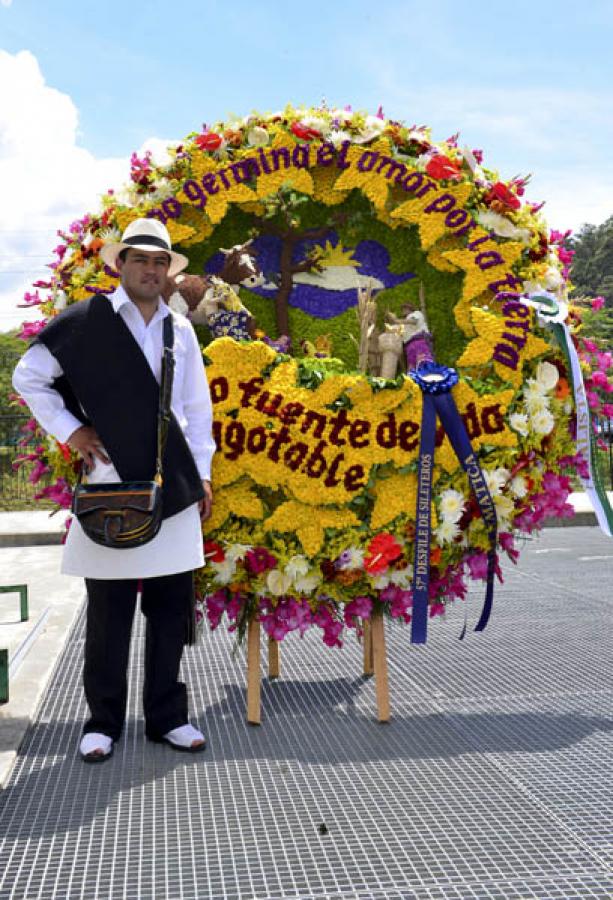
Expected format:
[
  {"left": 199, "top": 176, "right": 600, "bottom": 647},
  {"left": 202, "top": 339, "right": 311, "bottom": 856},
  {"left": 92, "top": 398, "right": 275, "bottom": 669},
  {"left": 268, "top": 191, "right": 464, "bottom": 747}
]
[{"left": 410, "top": 369, "right": 498, "bottom": 644}]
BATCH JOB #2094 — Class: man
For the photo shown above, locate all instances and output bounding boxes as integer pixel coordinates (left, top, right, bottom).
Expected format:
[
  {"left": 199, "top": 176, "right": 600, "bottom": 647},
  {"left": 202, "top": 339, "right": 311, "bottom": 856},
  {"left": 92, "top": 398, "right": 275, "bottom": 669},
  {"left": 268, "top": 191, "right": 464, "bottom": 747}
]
[{"left": 13, "top": 218, "right": 215, "bottom": 762}]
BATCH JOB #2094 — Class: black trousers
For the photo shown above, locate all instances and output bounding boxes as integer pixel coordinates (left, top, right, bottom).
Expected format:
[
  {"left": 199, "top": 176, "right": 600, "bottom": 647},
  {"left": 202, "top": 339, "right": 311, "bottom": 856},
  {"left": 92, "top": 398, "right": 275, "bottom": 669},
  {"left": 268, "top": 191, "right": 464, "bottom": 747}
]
[{"left": 83, "top": 571, "right": 194, "bottom": 741}]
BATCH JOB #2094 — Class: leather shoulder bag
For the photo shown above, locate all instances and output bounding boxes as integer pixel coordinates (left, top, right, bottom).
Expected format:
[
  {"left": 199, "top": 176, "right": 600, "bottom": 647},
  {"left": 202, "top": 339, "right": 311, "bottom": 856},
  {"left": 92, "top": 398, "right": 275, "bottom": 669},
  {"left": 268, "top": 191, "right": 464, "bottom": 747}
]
[{"left": 71, "top": 315, "right": 175, "bottom": 549}]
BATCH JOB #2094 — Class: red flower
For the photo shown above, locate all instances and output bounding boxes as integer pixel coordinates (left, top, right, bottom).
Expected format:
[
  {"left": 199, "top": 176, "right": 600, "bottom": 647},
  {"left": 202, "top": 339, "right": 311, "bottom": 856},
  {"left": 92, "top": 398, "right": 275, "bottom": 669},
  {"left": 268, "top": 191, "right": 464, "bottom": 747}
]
[
  {"left": 425, "top": 155, "right": 462, "bottom": 180},
  {"left": 364, "top": 533, "right": 403, "bottom": 574},
  {"left": 58, "top": 442, "right": 72, "bottom": 463},
  {"left": 486, "top": 181, "right": 521, "bottom": 210},
  {"left": 290, "top": 121, "right": 322, "bottom": 141},
  {"left": 204, "top": 540, "right": 225, "bottom": 563},
  {"left": 195, "top": 131, "right": 223, "bottom": 151}
]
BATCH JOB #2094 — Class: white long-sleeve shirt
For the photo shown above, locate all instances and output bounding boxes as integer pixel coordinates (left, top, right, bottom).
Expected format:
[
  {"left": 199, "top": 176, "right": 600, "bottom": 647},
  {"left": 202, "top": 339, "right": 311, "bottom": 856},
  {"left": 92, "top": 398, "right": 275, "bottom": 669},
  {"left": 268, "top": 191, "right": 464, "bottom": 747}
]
[{"left": 13, "top": 287, "right": 216, "bottom": 579}]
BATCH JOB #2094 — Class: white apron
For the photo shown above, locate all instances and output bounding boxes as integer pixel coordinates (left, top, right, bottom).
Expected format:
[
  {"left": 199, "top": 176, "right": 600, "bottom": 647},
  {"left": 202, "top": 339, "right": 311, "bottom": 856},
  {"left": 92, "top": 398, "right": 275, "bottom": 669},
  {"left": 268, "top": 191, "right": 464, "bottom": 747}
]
[{"left": 62, "top": 456, "right": 204, "bottom": 579}]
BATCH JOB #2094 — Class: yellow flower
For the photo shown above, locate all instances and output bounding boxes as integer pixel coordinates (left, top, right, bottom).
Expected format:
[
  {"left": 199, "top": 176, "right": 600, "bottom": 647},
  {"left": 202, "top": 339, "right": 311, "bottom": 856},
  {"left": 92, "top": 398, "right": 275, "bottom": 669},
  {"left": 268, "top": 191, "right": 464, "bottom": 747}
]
[
  {"left": 371, "top": 471, "right": 418, "bottom": 529},
  {"left": 333, "top": 138, "right": 396, "bottom": 210},
  {"left": 265, "top": 501, "right": 360, "bottom": 555},
  {"left": 203, "top": 479, "right": 264, "bottom": 533},
  {"left": 457, "top": 308, "right": 552, "bottom": 388},
  {"left": 443, "top": 239, "right": 524, "bottom": 305},
  {"left": 390, "top": 183, "right": 472, "bottom": 249},
  {"left": 252, "top": 133, "right": 314, "bottom": 198}
]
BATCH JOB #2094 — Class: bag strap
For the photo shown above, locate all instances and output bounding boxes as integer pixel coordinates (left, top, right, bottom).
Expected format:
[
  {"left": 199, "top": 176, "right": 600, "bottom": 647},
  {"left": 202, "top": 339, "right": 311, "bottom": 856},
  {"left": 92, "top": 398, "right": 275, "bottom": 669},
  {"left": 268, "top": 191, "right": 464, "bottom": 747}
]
[
  {"left": 75, "top": 314, "right": 175, "bottom": 487},
  {"left": 155, "top": 314, "right": 175, "bottom": 484}
]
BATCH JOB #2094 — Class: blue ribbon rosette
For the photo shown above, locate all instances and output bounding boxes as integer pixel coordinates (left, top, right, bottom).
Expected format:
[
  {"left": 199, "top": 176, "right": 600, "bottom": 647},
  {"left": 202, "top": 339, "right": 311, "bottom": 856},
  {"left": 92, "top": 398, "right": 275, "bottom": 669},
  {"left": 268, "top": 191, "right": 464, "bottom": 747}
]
[{"left": 409, "top": 362, "right": 498, "bottom": 643}]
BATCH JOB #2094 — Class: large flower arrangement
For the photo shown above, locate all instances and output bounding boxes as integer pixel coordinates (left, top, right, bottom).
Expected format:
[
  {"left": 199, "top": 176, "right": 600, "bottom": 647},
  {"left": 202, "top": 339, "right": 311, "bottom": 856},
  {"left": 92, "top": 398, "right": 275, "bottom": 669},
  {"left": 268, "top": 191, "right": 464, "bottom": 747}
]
[{"left": 15, "top": 104, "right": 613, "bottom": 647}]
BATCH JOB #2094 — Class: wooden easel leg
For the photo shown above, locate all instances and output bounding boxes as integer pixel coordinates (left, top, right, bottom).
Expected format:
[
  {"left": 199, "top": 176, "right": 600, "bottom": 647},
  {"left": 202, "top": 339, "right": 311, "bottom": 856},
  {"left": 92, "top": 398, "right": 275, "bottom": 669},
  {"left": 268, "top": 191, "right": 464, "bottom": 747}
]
[
  {"left": 371, "top": 611, "right": 390, "bottom": 722},
  {"left": 362, "top": 618, "right": 374, "bottom": 676},
  {"left": 268, "top": 637, "right": 280, "bottom": 679},
  {"left": 247, "top": 618, "right": 261, "bottom": 725}
]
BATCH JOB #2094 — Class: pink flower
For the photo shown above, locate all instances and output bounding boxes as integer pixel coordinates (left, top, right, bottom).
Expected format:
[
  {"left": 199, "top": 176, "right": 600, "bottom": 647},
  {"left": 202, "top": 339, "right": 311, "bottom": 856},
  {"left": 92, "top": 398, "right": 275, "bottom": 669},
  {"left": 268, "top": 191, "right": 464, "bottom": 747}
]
[
  {"left": 260, "top": 596, "right": 313, "bottom": 641},
  {"left": 550, "top": 229, "right": 572, "bottom": 244},
  {"left": 499, "top": 532, "right": 520, "bottom": 563},
  {"left": 591, "top": 296, "right": 606, "bottom": 311},
  {"left": 34, "top": 477, "right": 73, "bottom": 508},
  {"left": 205, "top": 590, "right": 228, "bottom": 630},
  {"left": 586, "top": 390, "right": 601, "bottom": 410},
  {"left": 466, "top": 552, "right": 489, "bottom": 580},
  {"left": 18, "top": 320, "right": 47, "bottom": 341},
  {"left": 590, "top": 371, "right": 610, "bottom": 389},
  {"left": 557, "top": 247, "right": 574, "bottom": 266},
  {"left": 380, "top": 585, "right": 412, "bottom": 622},
  {"left": 244, "top": 547, "right": 277, "bottom": 574},
  {"left": 429, "top": 602, "right": 446, "bottom": 619},
  {"left": 343, "top": 596, "right": 373, "bottom": 629},
  {"left": 602, "top": 403, "right": 613, "bottom": 417}
]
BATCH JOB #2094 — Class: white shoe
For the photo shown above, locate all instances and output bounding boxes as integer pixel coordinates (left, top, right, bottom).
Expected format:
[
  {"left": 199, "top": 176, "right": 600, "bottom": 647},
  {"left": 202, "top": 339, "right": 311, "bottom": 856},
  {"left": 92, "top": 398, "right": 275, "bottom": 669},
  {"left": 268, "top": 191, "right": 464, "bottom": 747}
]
[
  {"left": 161, "top": 723, "right": 206, "bottom": 752},
  {"left": 79, "top": 732, "right": 113, "bottom": 763}
]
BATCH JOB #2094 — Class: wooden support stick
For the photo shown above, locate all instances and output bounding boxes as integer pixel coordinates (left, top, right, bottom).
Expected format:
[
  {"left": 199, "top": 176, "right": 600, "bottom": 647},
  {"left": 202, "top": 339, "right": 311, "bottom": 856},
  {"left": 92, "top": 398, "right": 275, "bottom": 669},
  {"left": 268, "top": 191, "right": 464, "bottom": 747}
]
[
  {"left": 362, "top": 618, "right": 373, "bottom": 676},
  {"left": 371, "top": 611, "right": 390, "bottom": 722},
  {"left": 268, "top": 637, "right": 280, "bottom": 679},
  {"left": 246, "top": 618, "right": 261, "bottom": 725}
]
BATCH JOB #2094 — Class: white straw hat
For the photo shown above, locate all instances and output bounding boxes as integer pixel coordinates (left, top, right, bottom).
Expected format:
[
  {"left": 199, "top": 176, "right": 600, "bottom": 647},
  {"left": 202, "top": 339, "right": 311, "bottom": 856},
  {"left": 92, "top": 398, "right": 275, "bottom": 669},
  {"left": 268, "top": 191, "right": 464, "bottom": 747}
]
[{"left": 100, "top": 218, "right": 189, "bottom": 278}]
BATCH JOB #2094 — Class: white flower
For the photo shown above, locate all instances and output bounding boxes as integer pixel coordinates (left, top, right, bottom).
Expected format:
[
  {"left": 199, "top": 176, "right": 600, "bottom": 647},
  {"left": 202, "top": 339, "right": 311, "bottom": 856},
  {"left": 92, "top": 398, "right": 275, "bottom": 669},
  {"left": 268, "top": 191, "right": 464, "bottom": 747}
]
[
  {"left": 53, "top": 290, "right": 67, "bottom": 311},
  {"left": 372, "top": 574, "right": 393, "bottom": 589},
  {"left": 523, "top": 379, "right": 549, "bottom": 415},
  {"left": 266, "top": 570, "right": 293, "bottom": 596},
  {"left": 210, "top": 558, "right": 237, "bottom": 585},
  {"left": 494, "top": 494, "right": 515, "bottom": 528},
  {"left": 285, "top": 555, "right": 310, "bottom": 582},
  {"left": 525, "top": 393, "right": 549, "bottom": 416},
  {"left": 328, "top": 129, "right": 352, "bottom": 147},
  {"left": 509, "top": 412, "right": 530, "bottom": 436},
  {"left": 225, "top": 543, "right": 252, "bottom": 563},
  {"left": 476, "top": 210, "right": 531, "bottom": 243},
  {"left": 543, "top": 266, "right": 563, "bottom": 290},
  {"left": 300, "top": 114, "right": 330, "bottom": 135},
  {"left": 484, "top": 468, "right": 509, "bottom": 497},
  {"left": 524, "top": 378, "right": 545, "bottom": 401},
  {"left": 509, "top": 475, "right": 528, "bottom": 499},
  {"left": 530, "top": 409, "right": 555, "bottom": 435},
  {"left": 439, "top": 489, "right": 466, "bottom": 523},
  {"left": 389, "top": 566, "right": 412, "bottom": 588},
  {"left": 247, "top": 126, "right": 269, "bottom": 147},
  {"left": 294, "top": 572, "right": 321, "bottom": 594},
  {"left": 536, "top": 361, "right": 559, "bottom": 392},
  {"left": 343, "top": 546, "right": 365, "bottom": 570},
  {"left": 354, "top": 115, "right": 386, "bottom": 144},
  {"left": 435, "top": 520, "right": 461, "bottom": 544}
]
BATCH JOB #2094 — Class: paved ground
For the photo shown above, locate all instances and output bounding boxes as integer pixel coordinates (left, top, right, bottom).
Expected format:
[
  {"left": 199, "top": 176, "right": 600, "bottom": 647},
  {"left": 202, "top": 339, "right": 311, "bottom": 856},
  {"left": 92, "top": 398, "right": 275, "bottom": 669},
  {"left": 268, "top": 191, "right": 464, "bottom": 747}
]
[{"left": 1, "top": 525, "right": 613, "bottom": 899}]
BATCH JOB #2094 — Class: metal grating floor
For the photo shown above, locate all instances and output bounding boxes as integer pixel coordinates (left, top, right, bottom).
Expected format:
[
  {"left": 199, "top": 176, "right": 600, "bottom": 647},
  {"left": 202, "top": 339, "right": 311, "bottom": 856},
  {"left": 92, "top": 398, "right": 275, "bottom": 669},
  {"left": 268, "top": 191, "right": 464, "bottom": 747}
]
[{"left": 2, "top": 526, "right": 613, "bottom": 899}]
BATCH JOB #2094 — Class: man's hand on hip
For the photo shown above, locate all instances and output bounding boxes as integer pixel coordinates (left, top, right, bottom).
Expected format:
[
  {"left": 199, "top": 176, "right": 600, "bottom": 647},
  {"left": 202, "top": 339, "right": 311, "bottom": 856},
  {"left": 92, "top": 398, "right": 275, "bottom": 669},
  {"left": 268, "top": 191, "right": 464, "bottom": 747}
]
[
  {"left": 67, "top": 425, "right": 111, "bottom": 471},
  {"left": 199, "top": 480, "right": 213, "bottom": 521}
]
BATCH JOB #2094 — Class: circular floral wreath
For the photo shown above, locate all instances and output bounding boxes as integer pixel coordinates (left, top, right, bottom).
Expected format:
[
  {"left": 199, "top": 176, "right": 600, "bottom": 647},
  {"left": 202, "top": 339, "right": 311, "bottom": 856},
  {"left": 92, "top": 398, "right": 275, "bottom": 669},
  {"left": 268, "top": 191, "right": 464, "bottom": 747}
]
[{"left": 16, "top": 104, "right": 613, "bottom": 648}]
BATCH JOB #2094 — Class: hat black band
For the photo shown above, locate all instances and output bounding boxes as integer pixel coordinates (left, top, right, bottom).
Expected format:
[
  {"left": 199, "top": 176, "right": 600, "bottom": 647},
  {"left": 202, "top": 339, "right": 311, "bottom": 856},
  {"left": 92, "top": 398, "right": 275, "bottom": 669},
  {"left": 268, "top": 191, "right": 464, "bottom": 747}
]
[{"left": 123, "top": 235, "right": 171, "bottom": 252}]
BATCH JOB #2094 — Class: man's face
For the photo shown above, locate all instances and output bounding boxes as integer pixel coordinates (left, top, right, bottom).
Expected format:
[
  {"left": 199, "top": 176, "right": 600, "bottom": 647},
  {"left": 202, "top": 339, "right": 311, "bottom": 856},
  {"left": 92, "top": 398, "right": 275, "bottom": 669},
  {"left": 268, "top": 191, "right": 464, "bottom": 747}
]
[{"left": 116, "top": 249, "right": 171, "bottom": 303}]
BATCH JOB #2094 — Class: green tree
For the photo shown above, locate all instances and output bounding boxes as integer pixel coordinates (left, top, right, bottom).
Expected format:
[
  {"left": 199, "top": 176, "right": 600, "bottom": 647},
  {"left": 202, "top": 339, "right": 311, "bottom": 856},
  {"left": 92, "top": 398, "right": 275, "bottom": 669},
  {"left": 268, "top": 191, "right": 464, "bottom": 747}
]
[
  {"left": 0, "top": 331, "right": 27, "bottom": 417},
  {"left": 570, "top": 215, "right": 613, "bottom": 306}
]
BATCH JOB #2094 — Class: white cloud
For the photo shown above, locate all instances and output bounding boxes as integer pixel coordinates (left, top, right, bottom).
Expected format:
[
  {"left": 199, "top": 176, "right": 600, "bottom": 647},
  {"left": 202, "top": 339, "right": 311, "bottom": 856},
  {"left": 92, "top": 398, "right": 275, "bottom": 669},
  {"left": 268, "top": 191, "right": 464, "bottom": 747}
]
[
  {"left": 1, "top": 0, "right": 14, "bottom": 7},
  {"left": 0, "top": 50, "right": 130, "bottom": 332}
]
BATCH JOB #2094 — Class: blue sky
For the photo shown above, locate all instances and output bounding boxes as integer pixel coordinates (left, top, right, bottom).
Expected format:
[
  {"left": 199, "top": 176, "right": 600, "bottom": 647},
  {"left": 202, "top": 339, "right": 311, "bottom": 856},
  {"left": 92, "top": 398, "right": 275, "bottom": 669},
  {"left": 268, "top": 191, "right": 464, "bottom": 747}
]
[{"left": 1, "top": 0, "right": 612, "bottom": 330}]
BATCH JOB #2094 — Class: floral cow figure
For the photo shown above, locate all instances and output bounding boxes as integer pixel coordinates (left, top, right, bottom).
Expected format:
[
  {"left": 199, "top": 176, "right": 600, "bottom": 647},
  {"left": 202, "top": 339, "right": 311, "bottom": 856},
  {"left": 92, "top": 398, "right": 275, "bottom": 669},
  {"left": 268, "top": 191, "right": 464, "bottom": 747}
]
[{"left": 162, "top": 240, "right": 263, "bottom": 340}]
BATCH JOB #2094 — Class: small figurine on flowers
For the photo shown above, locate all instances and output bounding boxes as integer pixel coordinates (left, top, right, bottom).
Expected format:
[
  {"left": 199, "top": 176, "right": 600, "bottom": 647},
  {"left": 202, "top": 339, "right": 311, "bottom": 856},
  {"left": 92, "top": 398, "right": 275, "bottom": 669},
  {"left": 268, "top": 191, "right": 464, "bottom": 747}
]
[
  {"left": 385, "top": 287, "right": 435, "bottom": 372},
  {"left": 162, "top": 240, "right": 262, "bottom": 340}
]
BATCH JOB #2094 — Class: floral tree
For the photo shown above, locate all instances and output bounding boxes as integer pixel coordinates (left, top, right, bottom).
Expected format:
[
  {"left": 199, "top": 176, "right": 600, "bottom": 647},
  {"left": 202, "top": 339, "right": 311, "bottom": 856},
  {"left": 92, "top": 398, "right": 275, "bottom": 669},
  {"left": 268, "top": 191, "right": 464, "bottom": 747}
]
[{"left": 13, "top": 104, "right": 613, "bottom": 649}]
